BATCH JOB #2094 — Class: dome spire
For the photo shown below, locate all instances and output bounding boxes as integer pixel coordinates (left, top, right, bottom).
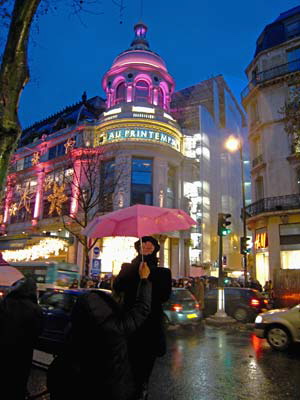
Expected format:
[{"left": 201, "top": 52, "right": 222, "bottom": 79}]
[{"left": 130, "top": 21, "right": 150, "bottom": 50}]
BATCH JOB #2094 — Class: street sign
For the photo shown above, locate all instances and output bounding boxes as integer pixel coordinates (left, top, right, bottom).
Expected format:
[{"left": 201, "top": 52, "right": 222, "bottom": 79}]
[
  {"left": 93, "top": 246, "right": 100, "bottom": 256},
  {"left": 91, "top": 258, "right": 101, "bottom": 275}
]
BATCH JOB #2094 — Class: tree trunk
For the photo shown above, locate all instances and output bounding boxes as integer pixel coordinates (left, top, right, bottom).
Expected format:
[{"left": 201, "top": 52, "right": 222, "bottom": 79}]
[{"left": 0, "top": 0, "right": 41, "bottom": 192}]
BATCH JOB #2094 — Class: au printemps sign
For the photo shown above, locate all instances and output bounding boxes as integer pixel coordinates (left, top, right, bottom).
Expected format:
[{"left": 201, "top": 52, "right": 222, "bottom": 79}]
[{"left": 99, "top": 128, "right": 180, "bottom": 150}]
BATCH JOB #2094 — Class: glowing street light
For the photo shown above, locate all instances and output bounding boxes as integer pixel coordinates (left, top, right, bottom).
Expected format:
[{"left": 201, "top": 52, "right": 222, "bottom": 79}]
[{"left": 224, "top": 135, "right": 248, "bottom": 287}]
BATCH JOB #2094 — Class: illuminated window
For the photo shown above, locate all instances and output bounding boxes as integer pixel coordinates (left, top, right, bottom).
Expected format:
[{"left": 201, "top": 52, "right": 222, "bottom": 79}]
[
  {"left": 131, "top": 158, "right": 152, "bottom": 205},
  {"left": 135, "top": 81, "right": 149, "bottom": 103},
  {"left": 157, "top": 87, "right": 164, "bottom": 108},
  {"left": 280, "top": 250, "right": 300, "bottom": 269},
  {"left": 115, "top": 82, "right": 126, "bottom": 104}
]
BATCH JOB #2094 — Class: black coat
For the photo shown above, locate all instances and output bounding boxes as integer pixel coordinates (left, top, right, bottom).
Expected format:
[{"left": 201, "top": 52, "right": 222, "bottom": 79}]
[
  {"left": 47, "top": 279, "right": 151, "bottom": 400},
  {"left": 0, "top": 278, "right": 43, "bottom": 400},
  {"left": 113, "top": 257, "right": 172, "bottom": 357}
]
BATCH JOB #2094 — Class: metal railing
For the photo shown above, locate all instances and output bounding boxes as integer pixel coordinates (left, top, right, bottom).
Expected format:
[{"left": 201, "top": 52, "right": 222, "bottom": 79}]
[
  {"left": 241, "top": 58, "right": 300, "bottom": 100},
  {"left": 245, "top": 194, "right": 300, "bottom": 217}
]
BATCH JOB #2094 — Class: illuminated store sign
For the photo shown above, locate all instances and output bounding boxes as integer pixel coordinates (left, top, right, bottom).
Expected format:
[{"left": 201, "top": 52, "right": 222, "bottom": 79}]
[
  {"left": 255, "top": 232, "right": 268, "bottom": 250},
  {"left": 100, "top": 128, "right": 180, "bottom": 150}
]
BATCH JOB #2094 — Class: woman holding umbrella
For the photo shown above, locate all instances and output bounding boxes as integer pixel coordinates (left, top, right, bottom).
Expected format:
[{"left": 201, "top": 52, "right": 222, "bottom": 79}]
[{"left": 113, "top": 236, "right": 172, "bottom": 400}]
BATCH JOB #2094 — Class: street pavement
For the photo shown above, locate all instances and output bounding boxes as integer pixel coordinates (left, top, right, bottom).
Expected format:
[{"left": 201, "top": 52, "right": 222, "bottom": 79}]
[{"left": 28, "top": 322, "right": 300, "bottom": 400}]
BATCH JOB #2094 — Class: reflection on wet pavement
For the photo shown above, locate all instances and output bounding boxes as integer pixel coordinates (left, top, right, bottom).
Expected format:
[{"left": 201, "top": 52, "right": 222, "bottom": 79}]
[{"left": 149, "top": 323, "right": 300, "bottom": 400}]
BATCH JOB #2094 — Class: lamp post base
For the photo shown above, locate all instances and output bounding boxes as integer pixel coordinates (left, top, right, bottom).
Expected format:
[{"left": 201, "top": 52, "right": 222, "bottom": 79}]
[{"left": 205, "top": 314, "right": 237, "bottom": 326}]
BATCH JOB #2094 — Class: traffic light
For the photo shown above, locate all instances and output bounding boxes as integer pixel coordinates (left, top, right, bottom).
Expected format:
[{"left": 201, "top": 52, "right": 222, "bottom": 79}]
[
  {"left": 217, "top": 213, "right": 232, "bottom": 236},
  {"left": 240, "top": 236, "right": 251, "bottom": 254}
]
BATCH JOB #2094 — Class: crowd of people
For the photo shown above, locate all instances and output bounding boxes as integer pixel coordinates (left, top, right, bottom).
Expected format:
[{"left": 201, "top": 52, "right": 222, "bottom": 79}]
[
  {"left": 1, "top": 242, "right": 276, "bottom": 399},
  {"left": 68, "top": 274, "right": 114, "bottom": 290},
  {"left": 0, "top": 236, "right": 171, "bottom": 400},
  {"left": 171, "top": 275, "right": 275, "bottom": 307}
]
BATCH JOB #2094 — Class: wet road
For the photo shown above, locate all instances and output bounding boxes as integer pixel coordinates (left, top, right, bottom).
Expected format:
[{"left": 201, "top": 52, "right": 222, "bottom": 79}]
[
  {"left": 149, "top": 323, "right": 300, "bottom": 399},
  {"left": 29, "top": 323, "right": 300, "bottom": 400}
]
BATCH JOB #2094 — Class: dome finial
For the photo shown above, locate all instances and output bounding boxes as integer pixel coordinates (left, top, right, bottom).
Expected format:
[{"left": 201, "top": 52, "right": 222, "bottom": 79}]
[{"left": 130, "top": 21, "right": 150, "bottom": 50}]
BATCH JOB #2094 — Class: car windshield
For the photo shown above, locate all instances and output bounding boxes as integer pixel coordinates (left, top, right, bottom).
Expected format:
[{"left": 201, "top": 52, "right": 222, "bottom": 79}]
[{"left": 171, "top": 290, "right": 195, "bottom": 301}]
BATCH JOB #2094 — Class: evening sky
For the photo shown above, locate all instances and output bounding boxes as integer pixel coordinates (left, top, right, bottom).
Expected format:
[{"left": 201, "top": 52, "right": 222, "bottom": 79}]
[{"left": 13, "top": 0, "right": 300, "bottom": 128}]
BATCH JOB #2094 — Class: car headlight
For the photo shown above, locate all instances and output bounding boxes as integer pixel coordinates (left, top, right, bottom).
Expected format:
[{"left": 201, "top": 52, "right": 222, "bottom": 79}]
[{"left": 255, "top": 315, "right": 263, "bottom": 323}]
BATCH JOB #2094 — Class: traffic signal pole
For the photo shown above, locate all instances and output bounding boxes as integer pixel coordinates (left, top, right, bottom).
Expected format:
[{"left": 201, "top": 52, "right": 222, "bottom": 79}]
[{"left": 215, "top": 213, "right": 231, "bottom": 318}]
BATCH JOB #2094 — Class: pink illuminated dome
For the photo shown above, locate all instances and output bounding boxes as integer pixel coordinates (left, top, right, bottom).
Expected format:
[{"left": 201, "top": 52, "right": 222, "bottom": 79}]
[{"left": 102, "top": 22, "right": 175, "bottom": 111}]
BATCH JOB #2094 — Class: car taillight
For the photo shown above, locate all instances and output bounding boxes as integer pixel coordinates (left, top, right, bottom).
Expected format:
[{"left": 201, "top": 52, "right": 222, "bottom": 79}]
[
  {"left": 171, "top": 304, "right": 183, "bottom": 312},
  {"left": 263, "top": 299, "right": 268, "bottom": 305},
  {"left": 250, "top": 298, "right": 260, "bottom": 307}
]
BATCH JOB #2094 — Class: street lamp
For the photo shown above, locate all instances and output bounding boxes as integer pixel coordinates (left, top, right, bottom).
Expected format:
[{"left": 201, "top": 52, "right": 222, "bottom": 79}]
[{"left": 224, "top": 135, "right": 248, "bottom": 287}]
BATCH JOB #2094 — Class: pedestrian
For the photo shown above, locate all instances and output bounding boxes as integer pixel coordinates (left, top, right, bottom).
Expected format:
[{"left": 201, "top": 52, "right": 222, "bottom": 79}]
[
  {"left": 47, "top": 261, "right": 152, "bottom": 400},
  {"left": 0, "top": 277, "right": 43, "bottom": 400},
  {"left": 113, "top": 236, "right": 172, "bottom": 400},
  {"left": 190, "top": 277, "right": 205, "bottom": 309},
  {"left": 69, "top": 278, "right": 79, "bottom": 288}
]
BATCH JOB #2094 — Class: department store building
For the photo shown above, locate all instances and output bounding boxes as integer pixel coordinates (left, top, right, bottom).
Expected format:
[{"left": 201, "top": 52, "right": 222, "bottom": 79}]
[{"left": 0, "top": 23, "right": 246, "bottom": 278}]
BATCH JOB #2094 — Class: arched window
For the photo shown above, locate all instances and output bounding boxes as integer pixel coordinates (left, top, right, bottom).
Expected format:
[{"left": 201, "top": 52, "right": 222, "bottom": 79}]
[
  {"left": 135, "top": 80, "right": 149, "bottom": 103},
  {"left": 157, "top": 87, "right": 164, "bottom": 108},
  {"left": 115, "top": 82, "right": 126, "bottom": 104}
]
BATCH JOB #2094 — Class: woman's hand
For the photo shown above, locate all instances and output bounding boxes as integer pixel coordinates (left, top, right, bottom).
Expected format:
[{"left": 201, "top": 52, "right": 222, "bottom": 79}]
[{"left": 139, "top": 261, "right": 150, "bottom": 279}]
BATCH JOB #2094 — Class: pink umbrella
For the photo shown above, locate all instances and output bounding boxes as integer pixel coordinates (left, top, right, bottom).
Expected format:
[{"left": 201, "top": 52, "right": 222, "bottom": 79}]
[
  {"left": 82, "top": 204, "right": 197, "bottom": 238},
  {"left": 0, "top": 252, "right": 24, "bottom": 286},
  {"left": 0, "top": 252, "right": 10, "bottom": 266},
  {"left": 0, "top": 266, "right": 24, "bottom": 286}
]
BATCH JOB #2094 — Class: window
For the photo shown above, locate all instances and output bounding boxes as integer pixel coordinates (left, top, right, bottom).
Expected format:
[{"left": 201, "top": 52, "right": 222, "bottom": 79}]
[
  {"left": 131, "top": 158, "right": 153, "bottom": 205},
  {"left": 297, "top": 169, "right": 300, "bottom": 193},
  {"left": 280, "top": 224, "right": 300, "bottom": 269},
  {"left": 99, "top": 159, "right": 115, "bottom": 212},
  {"left": 135, "top": 81, "right": 149, "bottom": 103},
  {"left": 115, "top": 82, "right": 126, "bottom": 104},
  {"left": 48, "top": 142, "right": 67, "bottom": 160},
  {"left": 255, "top": 177, "right": 264, "bottom": 201},
  {"left": 24, "top": 155, "right": 32, "bottom": 169},
  {"left": 287, "top": 47, "right": 300, "bottom": 72},
  {"left": 249, "top": 100, "right": 259, "bottom": 125},
  {"left": 157, "top": 87, "right": 164, "bottom": 108},
  {"left": 166, "top": 166, "right": 176, "bottom": 208},
  {"left": 285, "top": 20, "right": 300, "bottom": 39}
]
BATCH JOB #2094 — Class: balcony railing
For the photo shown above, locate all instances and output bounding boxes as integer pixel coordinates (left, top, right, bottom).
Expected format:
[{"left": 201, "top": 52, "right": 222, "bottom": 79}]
[
  {"left": 241, "top": 58, "right": 300, "bottom": 100},
  {"left": 245, "top": 194, "right": 300, "bottom": 218}
]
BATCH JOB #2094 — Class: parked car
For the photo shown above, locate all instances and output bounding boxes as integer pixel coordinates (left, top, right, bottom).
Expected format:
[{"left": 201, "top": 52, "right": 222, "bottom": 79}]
[
  {"left": 163, "top": 287, "right": 202, "bottom": 325},
  {"left": 0, "top": 285, "right": 10, "bottom": 299},
  {"left": 37, "top": 288, "right": 111, "bottom": 354},
  {"left": 203, "top": 287, "right": 269, "bottom": 322},
  {"left": 254, "top": 304, "right": 300, "bottom": 351}
]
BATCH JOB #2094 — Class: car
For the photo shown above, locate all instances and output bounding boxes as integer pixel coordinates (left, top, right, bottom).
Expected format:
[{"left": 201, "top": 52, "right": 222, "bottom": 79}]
[
  {"left": 37, "top": 288, "right": 111, "bottom": 354},
  {"left": 0, "top": 285, "right": 10, "bottom": 299},
  {"left": 203, "top": 287, "right": 269, "bottom": 323},
  {"left": 163, "top": 287, "right": 202, "bottom": 325},
  {"left": 254, "top": 304, "right": 300, "bottom": 351}
]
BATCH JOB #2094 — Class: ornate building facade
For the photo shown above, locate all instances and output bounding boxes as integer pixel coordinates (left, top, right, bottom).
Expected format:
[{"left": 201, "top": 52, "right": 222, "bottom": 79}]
[
  {"left": 242, "top": 6, "right": 300, "bottom": 305},
  {"left": 0, "top": 22, "right": 246, "bottom": 281}
]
